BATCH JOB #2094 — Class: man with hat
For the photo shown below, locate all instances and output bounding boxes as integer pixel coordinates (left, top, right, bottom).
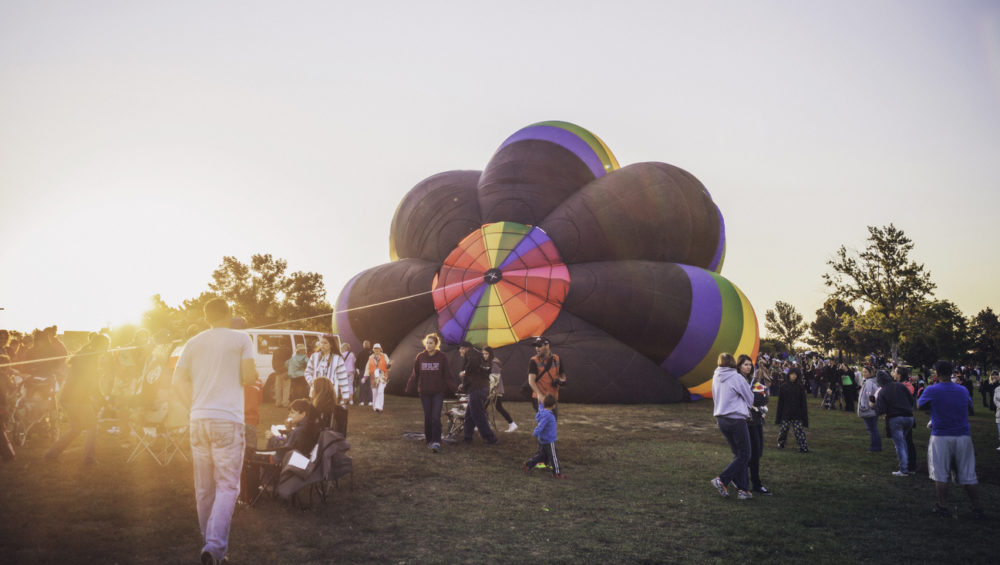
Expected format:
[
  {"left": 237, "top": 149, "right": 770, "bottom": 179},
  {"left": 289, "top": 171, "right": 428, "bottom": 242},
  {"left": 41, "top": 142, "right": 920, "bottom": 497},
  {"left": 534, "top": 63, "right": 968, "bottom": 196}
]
[
  {"left": 458, "top": 341, "right": 498, "bottom": 445},
  {"left": 365, "top": 343, "right": 391, "bottom": 413},
  {"left": 528, "top": 336, "right": 566, "bottom": 419}
]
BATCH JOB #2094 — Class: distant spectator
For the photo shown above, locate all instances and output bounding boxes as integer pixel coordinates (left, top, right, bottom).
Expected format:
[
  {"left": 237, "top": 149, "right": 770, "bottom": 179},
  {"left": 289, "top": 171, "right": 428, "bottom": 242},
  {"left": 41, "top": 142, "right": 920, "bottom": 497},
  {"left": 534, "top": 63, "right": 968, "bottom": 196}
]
[
  {"left": 365, "top": 343, "right": 390, "bottom": 413},
  {"left": 775, "top": 367, "right": 809, "bottom": 452},
  {"left": 271, "top": 341, "right": 293, "bottom": 408},
  {"left": 45, "top": 333, "right": 110, "bottom": 465},
  {"left": 286, "top": 344, "right": 309, "bottom": 401},
  {"left": 356, "top": 340, "right": 373, "bottom": 406},
  {"left": 918, "top": 360, "right": 984, "bottom": 519},
  {"left": 857, "top": 366, "right": 882, "bottom": 453},
  {"left": 340, "top": 343, "right": 357, "bottom": 406},
  {"left": 875, "top": 370, "right": 915, "bottom": 477}
]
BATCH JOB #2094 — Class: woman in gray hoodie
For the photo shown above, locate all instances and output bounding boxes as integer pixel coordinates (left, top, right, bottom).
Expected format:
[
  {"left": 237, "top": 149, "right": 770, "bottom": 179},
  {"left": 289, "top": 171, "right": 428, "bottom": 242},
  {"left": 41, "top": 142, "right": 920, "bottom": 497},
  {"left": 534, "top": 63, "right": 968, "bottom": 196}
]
[
  {"left": 857, "top": 365, "right": 882, "bottom": 452},
  {"left": 710, "top": 353, "right": 755, "bottom": 500}
]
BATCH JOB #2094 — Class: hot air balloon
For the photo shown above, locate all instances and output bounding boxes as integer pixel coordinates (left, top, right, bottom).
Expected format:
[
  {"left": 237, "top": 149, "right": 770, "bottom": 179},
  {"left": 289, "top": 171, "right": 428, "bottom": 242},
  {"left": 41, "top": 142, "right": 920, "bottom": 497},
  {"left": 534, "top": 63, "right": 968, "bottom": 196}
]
[{"left": 335, "top": 121, "right": 759, "bottom": 402}]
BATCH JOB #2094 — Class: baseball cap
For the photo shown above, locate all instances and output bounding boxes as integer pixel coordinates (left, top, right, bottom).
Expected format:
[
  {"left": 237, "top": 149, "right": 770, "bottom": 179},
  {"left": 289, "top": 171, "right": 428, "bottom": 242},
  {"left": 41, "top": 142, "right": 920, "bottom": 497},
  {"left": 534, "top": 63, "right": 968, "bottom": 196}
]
[{"left": 533, "top": 336, "right": 550, "bottom": 346}]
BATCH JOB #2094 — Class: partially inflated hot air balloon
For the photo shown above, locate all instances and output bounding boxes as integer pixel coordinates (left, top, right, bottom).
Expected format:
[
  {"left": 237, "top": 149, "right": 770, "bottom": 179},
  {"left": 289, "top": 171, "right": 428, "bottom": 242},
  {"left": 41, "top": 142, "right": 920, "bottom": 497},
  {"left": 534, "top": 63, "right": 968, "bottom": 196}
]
[{"left": 335, "top": 121, "right": 758, "bottom": 402}]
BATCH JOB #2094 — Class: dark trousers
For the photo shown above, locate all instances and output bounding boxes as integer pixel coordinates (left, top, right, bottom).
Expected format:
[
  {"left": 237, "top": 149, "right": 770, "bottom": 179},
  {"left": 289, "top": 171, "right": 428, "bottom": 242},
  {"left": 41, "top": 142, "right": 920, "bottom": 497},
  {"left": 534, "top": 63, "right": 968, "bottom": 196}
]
[
  {"left": 360, "top": 382, "right": 373, "bottom": 405},
  {"left": 716, "top": 416, "right": 751, "bottom": 491},
  {"left": 747, "top": 423, "right": 764, "bottom": 489},
  {"left": 495, "top": 396, "right": 513, "bottom": 424},
  {"left": 843, "top": 385, "right": 856, "bottom": 412},
  {"left": 420, "top": 393, "right": 444, "bottom": 445},
  {"left": 463, "top": 387, "right": 497, "bottom": 442},
  {"left": 525, "top": 441, "right": 561, "bottom": 475},
  {"left": 332, "top": 405, "right": 348, "bottom": 437},
  {"left": 904, "top": 422, "right": 917, "bottom": 473}
]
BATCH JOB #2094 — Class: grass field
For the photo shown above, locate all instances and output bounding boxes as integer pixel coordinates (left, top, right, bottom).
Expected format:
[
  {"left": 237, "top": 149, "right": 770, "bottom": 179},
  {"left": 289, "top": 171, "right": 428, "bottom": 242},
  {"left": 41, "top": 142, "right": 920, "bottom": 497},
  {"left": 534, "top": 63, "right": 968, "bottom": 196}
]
[{"left": 1, "top": 393, "right": 998, "bottom": 564}]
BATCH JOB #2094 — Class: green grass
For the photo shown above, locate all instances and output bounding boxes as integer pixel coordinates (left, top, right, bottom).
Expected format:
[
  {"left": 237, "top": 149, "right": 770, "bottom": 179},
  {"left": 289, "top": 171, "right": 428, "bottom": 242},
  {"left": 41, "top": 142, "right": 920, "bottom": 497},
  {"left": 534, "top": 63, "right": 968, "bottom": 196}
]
[{"left": 1, "top": 394, "right": 998, "bottom": 564}]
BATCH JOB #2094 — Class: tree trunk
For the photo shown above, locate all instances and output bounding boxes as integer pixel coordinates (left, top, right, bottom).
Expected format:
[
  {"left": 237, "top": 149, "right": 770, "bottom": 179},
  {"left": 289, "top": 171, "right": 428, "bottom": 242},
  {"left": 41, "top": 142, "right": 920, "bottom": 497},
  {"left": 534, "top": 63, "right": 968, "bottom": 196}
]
[{"left": 890, "top": 340, "right": 899, "bottom": 365}]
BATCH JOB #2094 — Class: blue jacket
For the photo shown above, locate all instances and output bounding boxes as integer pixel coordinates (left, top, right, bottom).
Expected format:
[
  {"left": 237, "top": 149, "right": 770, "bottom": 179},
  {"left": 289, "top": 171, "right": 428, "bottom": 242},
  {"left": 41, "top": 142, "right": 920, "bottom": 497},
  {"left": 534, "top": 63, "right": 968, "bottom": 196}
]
[{"left": 533, "top": 407, "right": 557, "bottom": 444}]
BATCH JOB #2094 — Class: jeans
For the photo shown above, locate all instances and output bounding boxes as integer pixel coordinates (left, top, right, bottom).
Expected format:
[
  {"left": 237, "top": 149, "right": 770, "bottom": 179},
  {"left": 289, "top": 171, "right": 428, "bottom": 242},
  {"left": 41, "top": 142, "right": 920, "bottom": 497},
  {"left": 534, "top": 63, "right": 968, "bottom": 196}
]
[
  {"left": 463, "top": 387, "right": 497, "bottom": 443},
  {"left": 190, "top": 419, "right": 245, "bottom": 561},
  {"left": 888, "top": 416, "right": 914, "bottom": 472},
  {"left": 716, "top": 416, "right": 751, "bottom": 491},
  {"left": 747, "top": 424, "right": 764, "bottom": 489},
  {"left": 420, "top": 393, "right": 444, "bottom": 444},
  {"left": 862, "top": 416, "right": 882, "bottom": 452}
]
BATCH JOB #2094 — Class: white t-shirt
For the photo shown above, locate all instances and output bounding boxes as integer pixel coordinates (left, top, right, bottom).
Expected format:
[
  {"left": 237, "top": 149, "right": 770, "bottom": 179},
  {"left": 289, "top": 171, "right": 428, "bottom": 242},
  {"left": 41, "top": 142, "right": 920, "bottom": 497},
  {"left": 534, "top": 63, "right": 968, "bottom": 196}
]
[{"left": 176, "top": 328, "right": 254, "bottom": 424}]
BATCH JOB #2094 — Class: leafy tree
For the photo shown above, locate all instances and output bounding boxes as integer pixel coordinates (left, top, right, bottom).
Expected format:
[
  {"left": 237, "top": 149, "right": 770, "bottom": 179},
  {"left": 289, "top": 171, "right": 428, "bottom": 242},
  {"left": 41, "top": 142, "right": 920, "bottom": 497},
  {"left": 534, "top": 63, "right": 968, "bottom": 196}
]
[
  {"left": 807, "top": 298, "right": 857, "bottom": 356},
  {"left": 758, "top": 337, "right": 788, "bottom": 356},
  {"left": 765, "top": 301, "right": 807, "bottom": 353},
  {"left": 207, "top": 254, "right": 332, "bottom": 332},
  {"left": 899, "top": 300, "right": 970, "bottom": 367},
  {"left": 823, "top": 224, "right": 935, "bottom": 363},
  {"left": 969, "top": 307, "right": 1000, "bottom": 369}
]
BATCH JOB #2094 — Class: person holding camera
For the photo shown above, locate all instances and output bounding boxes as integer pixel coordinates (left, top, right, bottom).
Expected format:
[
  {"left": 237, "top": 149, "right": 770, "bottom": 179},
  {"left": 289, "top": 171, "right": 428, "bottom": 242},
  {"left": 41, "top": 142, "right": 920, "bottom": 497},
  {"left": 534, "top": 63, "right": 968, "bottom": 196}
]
[{"left": 527, "top": 336, "right": 566, "bottom": 419}]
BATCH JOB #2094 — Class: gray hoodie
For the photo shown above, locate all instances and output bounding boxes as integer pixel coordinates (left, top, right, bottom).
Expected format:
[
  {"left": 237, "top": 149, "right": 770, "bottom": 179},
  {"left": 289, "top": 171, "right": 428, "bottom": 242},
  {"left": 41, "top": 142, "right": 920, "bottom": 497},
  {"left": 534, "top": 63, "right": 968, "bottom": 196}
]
[
  {"left": 712, "top": 366, "right": 753, "bottom": 418},
  {"left": 857, "top": 376, "right": 880, "bottom": 418}
]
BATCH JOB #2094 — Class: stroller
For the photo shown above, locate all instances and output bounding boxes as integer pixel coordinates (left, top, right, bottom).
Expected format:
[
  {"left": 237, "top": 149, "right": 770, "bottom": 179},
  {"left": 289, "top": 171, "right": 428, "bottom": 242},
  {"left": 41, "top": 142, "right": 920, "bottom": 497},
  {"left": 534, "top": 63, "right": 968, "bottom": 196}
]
[
  {"left": 7, "top": 371, "right": 61, "bottom": 446},
  {"left": 442, "top": 375, "right": 501, "bottom": 442}
]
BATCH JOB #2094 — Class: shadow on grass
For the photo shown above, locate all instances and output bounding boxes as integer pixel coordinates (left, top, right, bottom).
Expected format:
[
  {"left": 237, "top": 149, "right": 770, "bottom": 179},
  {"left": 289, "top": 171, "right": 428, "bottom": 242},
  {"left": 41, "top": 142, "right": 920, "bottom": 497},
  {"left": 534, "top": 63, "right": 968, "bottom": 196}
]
[{"left": 1, "top": 394, "right": 997, "bottom": 564}]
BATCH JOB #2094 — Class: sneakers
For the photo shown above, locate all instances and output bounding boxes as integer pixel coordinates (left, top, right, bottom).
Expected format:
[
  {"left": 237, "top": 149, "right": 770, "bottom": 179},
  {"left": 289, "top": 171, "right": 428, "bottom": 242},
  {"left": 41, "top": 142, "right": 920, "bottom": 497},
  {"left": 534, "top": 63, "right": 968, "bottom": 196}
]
[
  {"left": 737, "top": 490, "right": 753, "bottom": 500},
  {"left": 931, "top": 503, "right": 952, "bottom": 518},
  {"left": 711, "top": 477, "right": 729, "bottom": 498},
  {"left": 429, "top": 442, "right": 440, "bottom": 453},
  {"left": 201, "top": 551, "right": 218, "bottom": 565},
  {"left": 891, "top": 470, "right": 908, "bottom": 477},
  {"left": 753, "top": 485, "right": 773, "bottom": 495},
  {"left": 506, "top": 422, "right": 518, "bottom": 433}
]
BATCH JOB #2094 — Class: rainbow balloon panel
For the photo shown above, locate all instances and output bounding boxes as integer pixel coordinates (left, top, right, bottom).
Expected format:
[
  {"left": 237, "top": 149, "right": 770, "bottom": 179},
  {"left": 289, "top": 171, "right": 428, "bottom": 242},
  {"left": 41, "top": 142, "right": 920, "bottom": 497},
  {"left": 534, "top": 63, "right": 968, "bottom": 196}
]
[
  {"left": 498, "top": 120, "right": 620, "bottom": 178},
  {"left": 432, "top": 222, "right": 570, "bottom": 348}
]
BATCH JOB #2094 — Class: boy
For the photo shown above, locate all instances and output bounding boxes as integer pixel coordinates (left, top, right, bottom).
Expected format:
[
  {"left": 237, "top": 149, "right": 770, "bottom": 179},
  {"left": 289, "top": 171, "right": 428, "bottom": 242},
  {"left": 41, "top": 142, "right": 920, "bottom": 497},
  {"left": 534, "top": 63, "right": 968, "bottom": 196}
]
[{"left": 523, "top": 394, "right": 564, "bottom": 478}]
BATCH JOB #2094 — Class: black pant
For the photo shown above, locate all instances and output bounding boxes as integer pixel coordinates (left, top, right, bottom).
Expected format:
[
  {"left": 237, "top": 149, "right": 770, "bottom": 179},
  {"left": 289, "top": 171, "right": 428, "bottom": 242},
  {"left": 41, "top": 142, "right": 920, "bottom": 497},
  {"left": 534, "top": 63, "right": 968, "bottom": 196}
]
[
  {"left": 904, "top": 422, "right": 917, "bottom": 473},
  {"left": 495, "top": 396, "right": 513, "bottom": 424},
  {"left": 332, "top": 405, "right": 348, "bottom": 437},
  {"left": 747, "top": 423, "right": 764, "bottom": 489},
  {"left": 525, "top": 442, "right": 561, "bottom": 475}
]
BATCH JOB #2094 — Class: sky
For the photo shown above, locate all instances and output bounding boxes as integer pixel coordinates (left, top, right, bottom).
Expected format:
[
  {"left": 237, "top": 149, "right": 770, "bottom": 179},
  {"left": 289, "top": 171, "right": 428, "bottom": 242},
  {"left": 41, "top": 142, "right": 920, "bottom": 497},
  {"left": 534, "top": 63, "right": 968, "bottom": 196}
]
[{"left": 1, "top": 0, "right": 998, "bottom": 335}]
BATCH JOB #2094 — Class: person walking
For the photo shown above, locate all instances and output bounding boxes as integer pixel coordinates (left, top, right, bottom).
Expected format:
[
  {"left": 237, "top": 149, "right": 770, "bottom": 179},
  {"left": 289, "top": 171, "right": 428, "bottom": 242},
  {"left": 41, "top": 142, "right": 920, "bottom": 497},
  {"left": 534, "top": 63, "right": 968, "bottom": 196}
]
[
  {"left": 483, "top": 346, "right": 516, "bottom": 432},
  {"left": 173, "top": 299, "right": 257, "bottom": 565},
  {"left": 738, "top": 354, "right": 771, "bottom": 495},
  {"left": 710, "top": 353, "right": 754, "bottom": 500},
  {"left": 875, "top": 370, "right": 915, "bottom": 476},
  {"left": 406, "top": 333, "right": 457, "bottom": 452},
  {"left": 458, "top": 341, "right": 498, "bottom": 445},
  {"left": 365, "top": 344, "right": 390, "bottom": 413},
  {"left": 527, "top": 336, "right": 566, "bottom": 417},
  {"left": 44, "top": 333, "right": 110, "bottom": 465},
  {"left": 775, "top": 367, "right": 810, "bottom": 452}
]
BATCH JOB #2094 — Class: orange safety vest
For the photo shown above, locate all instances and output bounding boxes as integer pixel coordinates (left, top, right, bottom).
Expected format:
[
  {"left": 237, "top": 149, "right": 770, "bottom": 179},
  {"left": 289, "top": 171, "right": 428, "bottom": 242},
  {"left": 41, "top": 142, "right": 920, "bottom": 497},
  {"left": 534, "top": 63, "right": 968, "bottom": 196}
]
[{"left": 367, "top": 354, "right": 389, "bottom": 386}]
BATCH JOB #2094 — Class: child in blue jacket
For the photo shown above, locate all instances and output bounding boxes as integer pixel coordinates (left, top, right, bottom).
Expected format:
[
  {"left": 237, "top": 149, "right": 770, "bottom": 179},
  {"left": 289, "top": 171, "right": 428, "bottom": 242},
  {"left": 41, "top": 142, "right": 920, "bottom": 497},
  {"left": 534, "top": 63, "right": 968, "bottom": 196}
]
[{"left": 523, "top": 394, "right": 564, "bottom": 478}]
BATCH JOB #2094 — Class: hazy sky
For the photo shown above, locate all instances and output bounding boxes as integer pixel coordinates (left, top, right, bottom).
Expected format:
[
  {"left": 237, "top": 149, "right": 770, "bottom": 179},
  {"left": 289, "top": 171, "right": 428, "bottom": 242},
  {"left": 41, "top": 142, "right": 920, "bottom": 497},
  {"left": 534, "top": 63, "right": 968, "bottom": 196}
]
[{"left": 1, "top": 1, "right": 998, "bottom": 335}]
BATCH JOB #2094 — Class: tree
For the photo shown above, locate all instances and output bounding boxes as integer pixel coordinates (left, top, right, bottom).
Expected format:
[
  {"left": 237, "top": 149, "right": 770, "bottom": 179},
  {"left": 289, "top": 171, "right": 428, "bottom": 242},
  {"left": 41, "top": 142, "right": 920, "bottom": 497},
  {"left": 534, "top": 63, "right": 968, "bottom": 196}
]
[
  {"left": 765, "top": 301, "right": 807, "bottom": 353},
  {"left": 823, "top": 224, "right": 936, "bottom": 363},
  {"left": 969, "top": 307, "right": 1000, "bottom": 369},
  {"left": 207, "top": 254, "right": 332, "bottom": 332},
  {"left": 807, "top": 298, "right": 857, "bottom": 356},
  {"left": 899, "top": 300, "right": 970, "bottom": 368}
]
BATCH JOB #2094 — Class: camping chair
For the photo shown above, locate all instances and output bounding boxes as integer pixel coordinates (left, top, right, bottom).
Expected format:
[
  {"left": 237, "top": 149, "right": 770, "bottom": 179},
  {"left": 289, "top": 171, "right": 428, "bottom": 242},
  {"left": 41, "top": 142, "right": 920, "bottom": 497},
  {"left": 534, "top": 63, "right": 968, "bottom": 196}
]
[
  {"left": 276, "top": 430, "right": 352, "bottom": 508},
  {"left": 126, "top": 393, "right": 189, "bottom": 465}
]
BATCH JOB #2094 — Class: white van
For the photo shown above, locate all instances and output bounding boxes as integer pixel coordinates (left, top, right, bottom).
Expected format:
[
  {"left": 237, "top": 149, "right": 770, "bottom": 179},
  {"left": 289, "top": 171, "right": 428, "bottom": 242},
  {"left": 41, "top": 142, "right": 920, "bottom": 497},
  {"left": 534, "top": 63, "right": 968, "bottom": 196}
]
[{"left": 170, "top": 329, "right": 338, "bottom": 398}]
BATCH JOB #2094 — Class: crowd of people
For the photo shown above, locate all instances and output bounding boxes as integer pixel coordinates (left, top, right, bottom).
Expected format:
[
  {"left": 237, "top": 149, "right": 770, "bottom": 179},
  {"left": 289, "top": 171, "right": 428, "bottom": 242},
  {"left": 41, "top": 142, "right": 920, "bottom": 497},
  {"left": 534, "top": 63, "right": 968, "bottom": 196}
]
[
  {"left": 709, "top": 349, "right": 997, "bottom": 520},
  {"left": 4, "top": 316, "right": 999, "bottom": 561}
]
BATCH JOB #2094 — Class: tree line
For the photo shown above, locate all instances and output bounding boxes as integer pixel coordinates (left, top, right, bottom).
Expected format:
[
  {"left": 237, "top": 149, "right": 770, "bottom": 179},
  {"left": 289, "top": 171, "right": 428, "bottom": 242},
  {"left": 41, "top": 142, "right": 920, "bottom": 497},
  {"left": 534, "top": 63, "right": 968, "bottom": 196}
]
[
  {"left": 764, "top": 224, "right": 999, "bottom": 369},
  {"left": 138, "top": 254, "right": 332, "bottom": 339}
]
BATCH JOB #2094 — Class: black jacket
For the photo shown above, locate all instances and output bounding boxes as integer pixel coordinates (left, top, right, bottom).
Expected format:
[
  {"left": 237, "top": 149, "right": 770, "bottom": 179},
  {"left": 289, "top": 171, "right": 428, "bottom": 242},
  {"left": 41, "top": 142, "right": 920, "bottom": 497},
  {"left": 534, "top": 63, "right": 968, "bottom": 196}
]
[{"left": 776, "top": 382, "right": 809, "bottom": 427}]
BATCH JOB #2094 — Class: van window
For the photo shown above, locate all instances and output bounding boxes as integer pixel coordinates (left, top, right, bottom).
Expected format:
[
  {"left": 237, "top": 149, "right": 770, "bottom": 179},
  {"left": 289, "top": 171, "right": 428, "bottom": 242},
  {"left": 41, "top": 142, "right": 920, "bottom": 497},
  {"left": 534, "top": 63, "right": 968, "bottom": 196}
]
[{"left": 257, "top": 334, "right": 292, "bottom": 356}]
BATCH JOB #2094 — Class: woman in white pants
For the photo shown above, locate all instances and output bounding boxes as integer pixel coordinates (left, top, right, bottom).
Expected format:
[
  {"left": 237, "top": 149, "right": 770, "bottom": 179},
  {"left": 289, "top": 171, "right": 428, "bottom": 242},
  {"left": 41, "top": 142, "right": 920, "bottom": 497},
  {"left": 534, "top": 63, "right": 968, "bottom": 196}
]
[{"left": 366, "top": 343, "right": 391, "bottom": 413}]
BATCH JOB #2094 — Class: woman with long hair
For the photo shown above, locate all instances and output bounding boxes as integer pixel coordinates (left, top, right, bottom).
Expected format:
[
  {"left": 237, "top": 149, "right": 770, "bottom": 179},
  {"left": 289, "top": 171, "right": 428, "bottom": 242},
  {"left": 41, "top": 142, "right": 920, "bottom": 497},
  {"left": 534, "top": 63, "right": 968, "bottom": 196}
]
[
  {"left": 710, "top": 352, "right": 754, "bottom": 500},
  {"left": 44, "top": 333, "right": 110, "bottom": 465},
  {"left": 405, "top": 333, "right": 457, "bottom": 453},
  {"left": 305, "top": 335, "right": 350, "bottom": 435},
  {"left": 310, "top": 377, "right": 337, "bottom": 429},
  {"left": 738, "top": 354, "right": 771, "bottom": 494},
  {"left": 483, "top": 346, "right": 516, "bottom": 432}
]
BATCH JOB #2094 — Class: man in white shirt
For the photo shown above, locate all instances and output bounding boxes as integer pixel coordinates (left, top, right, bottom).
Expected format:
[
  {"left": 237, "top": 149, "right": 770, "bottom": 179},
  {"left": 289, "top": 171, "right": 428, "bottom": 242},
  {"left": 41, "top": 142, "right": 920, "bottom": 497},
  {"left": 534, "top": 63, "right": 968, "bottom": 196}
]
[{"left": 174, "top": 299, "right": 257, "bottom": 565}]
